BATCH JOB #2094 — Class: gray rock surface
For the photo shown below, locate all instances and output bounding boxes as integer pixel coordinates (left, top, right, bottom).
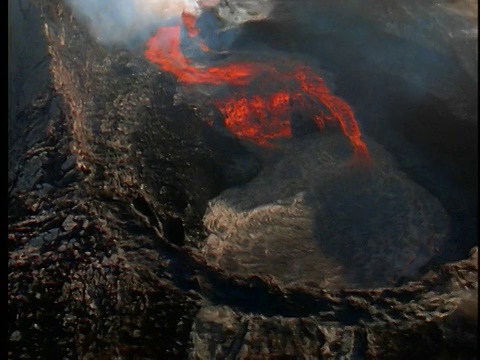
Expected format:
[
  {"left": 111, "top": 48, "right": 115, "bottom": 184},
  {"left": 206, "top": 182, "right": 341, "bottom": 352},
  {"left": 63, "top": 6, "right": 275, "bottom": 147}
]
[{"left": 201, "top": 134, "right": 450, "bottom": 288}]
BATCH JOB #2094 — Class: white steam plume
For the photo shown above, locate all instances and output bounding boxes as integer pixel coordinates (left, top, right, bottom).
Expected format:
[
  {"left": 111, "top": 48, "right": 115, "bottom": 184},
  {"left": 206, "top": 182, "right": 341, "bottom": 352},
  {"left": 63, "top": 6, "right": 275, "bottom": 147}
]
[
  {"left": 66, "top": 0, "right": 274, "bottom": 45},
  {"left": 66, "top": 0, "right": 201, "bottom": 45}
]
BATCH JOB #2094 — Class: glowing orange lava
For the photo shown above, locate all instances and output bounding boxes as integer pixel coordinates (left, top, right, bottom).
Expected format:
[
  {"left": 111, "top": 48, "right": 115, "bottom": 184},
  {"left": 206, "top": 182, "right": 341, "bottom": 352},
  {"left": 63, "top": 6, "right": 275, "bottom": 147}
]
[
  {"left": 215, "top": 91, "right": 292, "bottom": 147},
  {"left": 145, "top": 25, "right": 272, "bottom": 86},
  {"left": 181, "top": 11, "right": 199, "bottom": 37},
  {"left": 144, "top": 11, "right": 370, "bottom": 160},
  {"left": 181, "top": 10, "right": 210, "bottom": 51}
]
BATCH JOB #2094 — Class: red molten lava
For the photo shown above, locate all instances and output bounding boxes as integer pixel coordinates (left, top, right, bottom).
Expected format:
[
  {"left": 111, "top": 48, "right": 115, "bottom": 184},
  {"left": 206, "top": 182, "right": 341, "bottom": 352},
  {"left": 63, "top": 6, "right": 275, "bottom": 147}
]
[
  {"left": 181, "top": 11, "right": 199, "bottom": 37},
  {"left": 294, "top": 67, "right": 369, "bottom": 159},
  {"left": 181, "top": 10, "right": 210, "bottom": 51},
  {"left": 215, "top": 91, "right": 292, "bottom": 147},
  {"left": 144, "top": 11, "right": 370, "bottom": 160},
  {"left": 145, "top": 25, "right": 273, "bottom": 86}
]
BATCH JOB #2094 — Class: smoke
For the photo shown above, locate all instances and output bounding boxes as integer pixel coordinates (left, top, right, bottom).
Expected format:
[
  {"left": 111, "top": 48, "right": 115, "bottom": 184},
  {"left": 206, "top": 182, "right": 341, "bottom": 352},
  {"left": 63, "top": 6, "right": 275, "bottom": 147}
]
[
  {"left": 268, "top": 0, "right": 477, "bottom": 95},
  {"left": 66, "top": 0, "right": 201, "bottom": 45},
  {"left": 65, "top": 0, "right": 274, "bottom": 46}
]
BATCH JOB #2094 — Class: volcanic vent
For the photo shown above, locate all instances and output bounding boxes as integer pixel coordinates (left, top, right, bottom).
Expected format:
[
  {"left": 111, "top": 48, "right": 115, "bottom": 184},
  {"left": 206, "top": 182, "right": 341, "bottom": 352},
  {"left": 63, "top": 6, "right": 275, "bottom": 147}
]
[
  {"left": 143, "top": 7, "right": 451, "bottom": 288},
  {"left": 144, "top": 11, "right": 369, "bottom": 159}
]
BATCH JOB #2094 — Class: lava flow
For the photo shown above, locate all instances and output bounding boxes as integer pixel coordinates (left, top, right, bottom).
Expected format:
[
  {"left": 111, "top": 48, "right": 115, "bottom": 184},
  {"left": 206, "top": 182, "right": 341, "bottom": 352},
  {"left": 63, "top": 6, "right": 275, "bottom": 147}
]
[
  {"left": 144, "top": 11, "right": 369, "bottom": 160},
  {"left": 144, "top": 24, "right": 272, "bottom": 86}
]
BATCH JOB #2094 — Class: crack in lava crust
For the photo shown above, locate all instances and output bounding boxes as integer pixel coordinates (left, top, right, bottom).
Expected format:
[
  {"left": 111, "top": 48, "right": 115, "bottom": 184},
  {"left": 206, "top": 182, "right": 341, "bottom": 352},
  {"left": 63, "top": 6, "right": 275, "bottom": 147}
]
[{"left": 144, "top": 12, "right": 370, "bottom": 160}]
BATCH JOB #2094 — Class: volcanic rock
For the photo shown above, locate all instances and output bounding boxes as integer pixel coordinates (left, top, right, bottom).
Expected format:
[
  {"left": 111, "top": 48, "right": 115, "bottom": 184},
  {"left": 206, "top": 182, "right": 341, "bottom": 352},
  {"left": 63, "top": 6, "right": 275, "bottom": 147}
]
[
  {"left": 8, "top": 0, "right": 477, "bottom": 359},
  {"left": 201, "top": 134, "right": 450, "bottom": 288}
]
